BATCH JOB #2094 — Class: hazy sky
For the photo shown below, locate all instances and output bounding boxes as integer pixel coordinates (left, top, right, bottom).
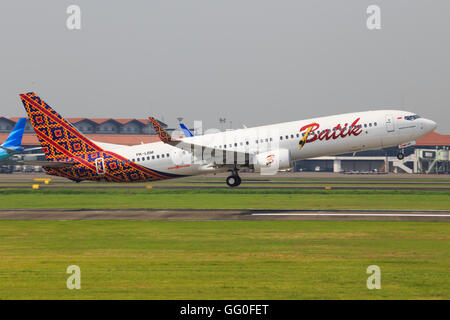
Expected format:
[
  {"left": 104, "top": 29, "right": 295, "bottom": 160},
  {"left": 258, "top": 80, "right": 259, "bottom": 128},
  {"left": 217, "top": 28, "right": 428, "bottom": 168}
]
[{"left": 1, "top": 1, "right": 449, "bottom": 133}]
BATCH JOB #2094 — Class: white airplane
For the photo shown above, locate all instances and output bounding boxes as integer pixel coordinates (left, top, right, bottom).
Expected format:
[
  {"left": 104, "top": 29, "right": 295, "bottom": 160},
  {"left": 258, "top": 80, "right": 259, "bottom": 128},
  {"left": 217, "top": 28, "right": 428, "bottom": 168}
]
[{"left": 20, "top": 92, "right": 437, "bottom": 187}]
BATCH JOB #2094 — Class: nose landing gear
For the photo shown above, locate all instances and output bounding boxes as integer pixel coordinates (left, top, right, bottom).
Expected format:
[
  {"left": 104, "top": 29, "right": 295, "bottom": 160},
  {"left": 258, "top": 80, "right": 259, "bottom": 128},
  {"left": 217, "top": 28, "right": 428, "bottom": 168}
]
[
  {"left": 396, "top": 148, "right": 405, "bottom": 160},
  {"left": 226, "top": 169, "right": 241, "bottom": 187},
  {"left": 396, "top": 152, "right": 405, "bottom": 160}
]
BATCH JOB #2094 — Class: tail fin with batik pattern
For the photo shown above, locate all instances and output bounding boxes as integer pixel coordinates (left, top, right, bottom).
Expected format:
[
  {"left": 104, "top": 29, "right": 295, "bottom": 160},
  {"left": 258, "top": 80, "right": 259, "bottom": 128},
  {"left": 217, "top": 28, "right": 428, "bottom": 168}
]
[{"left": 19, "top": 92, "right": 103, "bottom": 161}]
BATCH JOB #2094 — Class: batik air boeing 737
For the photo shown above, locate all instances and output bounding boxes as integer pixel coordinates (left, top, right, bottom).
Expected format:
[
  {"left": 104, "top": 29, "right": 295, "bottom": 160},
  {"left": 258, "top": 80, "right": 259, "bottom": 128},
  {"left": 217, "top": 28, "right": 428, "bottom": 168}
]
[{"left": 20, "top": 92, "right": 437, "bottom": 187}]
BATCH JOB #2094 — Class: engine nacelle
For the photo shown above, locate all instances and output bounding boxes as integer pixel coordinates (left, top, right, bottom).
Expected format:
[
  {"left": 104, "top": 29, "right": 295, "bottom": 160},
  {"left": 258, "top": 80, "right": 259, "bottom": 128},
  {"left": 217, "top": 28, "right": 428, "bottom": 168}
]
[{"left": 253, "top": 149, "right": 292, "bottom": 172}]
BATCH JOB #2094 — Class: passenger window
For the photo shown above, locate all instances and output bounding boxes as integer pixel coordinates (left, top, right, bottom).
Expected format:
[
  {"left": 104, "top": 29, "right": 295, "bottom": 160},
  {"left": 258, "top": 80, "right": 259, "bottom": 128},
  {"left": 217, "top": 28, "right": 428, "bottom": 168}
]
[
  {"left": 246, "top": 141, "right": 249, "bottom": 145},
  {"left": 369, "top": 123, "right": 372, "bottom": 127},
  {"left": 161, "top": 154, "right": 164, "bottom": 158},
  {"left": 132, "top": 159, "right": 135, "bottom": 162},
  {"left": 364, "top": 124, "right": 367, "bottom": 128},
  {"left": 285, "top": 135, "right": 289, "bottom": 139},
  {"left": 152, "top": 156, "right": 155, "bottom": 160},
  {"left": 280, "top": 136, "right": 283, "bottom": 140},
  {"left": 374, "top": 122, "right": 377, "bottom": 126},
  {"left": 234, "top": 143, "right": 237, "bottom": 147},
  {"left": 166, "top": 153, "right": 169, "bottom": 157},
  {"left": 157, "top": 155, "right": 160, "bottom": 159}
]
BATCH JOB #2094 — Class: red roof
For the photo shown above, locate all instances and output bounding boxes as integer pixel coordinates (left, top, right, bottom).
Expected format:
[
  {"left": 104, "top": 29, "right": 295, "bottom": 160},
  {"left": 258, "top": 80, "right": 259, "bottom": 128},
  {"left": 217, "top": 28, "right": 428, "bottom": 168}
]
[
  {"left": 416, "top": 131, "right": 450, "bottom": 146},
  {"left": 66, "top": 118, "right": 150, "bottom": 125},
  {"left": 0, "top": 133, "right": 160, "bottom": 146},
  {"left": 114, "top": 118, "right": 148, "bottom": 125},
  {"left": 88, "top": 134, "right": 160, "bottom": 145},
  {"left": 66, "top": 118, "right": 87, "bottom": 123},
  {"left": 8, "top": 117, "right": 24, "bottom": 122},
  {"left": 2, "top": 117, "right": 162, "bottom": 127}
]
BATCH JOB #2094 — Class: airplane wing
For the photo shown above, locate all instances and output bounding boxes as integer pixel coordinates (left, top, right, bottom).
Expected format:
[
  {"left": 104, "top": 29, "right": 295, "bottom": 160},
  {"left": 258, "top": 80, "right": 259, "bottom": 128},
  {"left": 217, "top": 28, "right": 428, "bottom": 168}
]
[
  {"left": 22, "top": 160, "right": 77, "bottom": 168},
  {"left": 149, "top": 117, "right": 252, "bottom": 167}
]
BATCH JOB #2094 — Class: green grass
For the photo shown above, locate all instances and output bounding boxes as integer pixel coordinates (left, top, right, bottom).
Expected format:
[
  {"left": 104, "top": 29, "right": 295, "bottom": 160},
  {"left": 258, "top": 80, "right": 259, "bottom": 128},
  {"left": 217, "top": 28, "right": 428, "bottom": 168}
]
[
  {"left": 0, "top": 220, "right": 448, "bottom": 299},
  {"left": 0, "top": 189, "right": 448, "bottom": 210}
]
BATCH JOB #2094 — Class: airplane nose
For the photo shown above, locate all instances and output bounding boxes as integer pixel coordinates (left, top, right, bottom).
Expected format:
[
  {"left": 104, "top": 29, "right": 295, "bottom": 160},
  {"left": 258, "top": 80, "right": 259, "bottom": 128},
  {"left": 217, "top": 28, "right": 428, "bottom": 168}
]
[
  {"left": 423, "top": 119, "right": 437, "bottom": 132},
  {"left": 429, "top": 120, "right": 437, "bottom": 131},
  {"left": 431, "top": 120, "right": 437, "bottom": 131}
]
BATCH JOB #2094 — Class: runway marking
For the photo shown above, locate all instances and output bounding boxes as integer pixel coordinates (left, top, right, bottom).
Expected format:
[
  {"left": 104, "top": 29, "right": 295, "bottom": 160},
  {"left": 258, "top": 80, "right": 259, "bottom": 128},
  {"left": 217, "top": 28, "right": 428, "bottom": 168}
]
[{"left": 252, "top": 213, "right": 450, "bottom": 217}]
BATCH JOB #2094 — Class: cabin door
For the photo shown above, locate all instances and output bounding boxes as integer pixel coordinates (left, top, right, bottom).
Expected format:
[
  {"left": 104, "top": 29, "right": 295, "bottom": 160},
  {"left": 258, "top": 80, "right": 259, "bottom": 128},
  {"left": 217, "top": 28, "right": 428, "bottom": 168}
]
[
  {"left": 385, "top": 114, "right": 395, "bottom": 133},
  {"left": 95, "top": 157, "right": 106, "bottom": 175}
]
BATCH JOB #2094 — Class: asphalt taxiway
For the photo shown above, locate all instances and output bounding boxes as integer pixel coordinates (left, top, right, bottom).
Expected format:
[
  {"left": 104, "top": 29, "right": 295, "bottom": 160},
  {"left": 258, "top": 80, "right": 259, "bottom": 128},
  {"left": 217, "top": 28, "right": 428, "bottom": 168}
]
[
  {"left": 0, "top": 209, "right": 449, "bottom": 221},
  {"left": 0, "top": 184, "right": 449, "bottom": 191}
]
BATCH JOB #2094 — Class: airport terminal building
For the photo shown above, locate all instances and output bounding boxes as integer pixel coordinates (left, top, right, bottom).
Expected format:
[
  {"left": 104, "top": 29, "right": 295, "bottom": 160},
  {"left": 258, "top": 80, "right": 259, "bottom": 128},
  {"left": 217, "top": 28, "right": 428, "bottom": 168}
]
[
  {"left": 295, "top": 131, "right": 450, "bottom": 174},
  {"left": 1, "top": 116, "right": 449, "bottom": 174}
]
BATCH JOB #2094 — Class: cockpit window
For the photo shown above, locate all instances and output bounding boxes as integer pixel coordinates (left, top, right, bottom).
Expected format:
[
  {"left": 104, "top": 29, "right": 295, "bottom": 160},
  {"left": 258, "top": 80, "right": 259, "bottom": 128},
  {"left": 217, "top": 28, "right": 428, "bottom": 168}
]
[{"left": 404, "top": 115, "right": 421, "bottom": 121}]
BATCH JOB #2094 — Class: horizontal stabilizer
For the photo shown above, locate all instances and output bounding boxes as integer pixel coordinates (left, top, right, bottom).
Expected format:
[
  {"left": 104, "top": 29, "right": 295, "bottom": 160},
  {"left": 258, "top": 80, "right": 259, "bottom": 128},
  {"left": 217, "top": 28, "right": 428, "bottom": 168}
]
[
  {"left": 0, "top": 146, "right": 16, "bottom": 154},
  {"left": 22, "top": 160, "right": 77, "bottom": 168}
]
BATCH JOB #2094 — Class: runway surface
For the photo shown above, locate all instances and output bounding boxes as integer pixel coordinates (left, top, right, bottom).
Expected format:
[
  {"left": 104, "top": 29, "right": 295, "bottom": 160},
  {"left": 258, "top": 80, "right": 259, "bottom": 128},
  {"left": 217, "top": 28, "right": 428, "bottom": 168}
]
[{"left": 0, "top": 208, "right": 449, "bottom": 221}]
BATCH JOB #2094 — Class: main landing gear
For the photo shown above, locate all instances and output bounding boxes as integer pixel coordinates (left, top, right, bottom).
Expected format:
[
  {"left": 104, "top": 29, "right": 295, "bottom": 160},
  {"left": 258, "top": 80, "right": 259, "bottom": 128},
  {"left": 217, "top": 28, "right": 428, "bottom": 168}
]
[{"left": 226, "top": 169, "right": 241, "bottom": 187}]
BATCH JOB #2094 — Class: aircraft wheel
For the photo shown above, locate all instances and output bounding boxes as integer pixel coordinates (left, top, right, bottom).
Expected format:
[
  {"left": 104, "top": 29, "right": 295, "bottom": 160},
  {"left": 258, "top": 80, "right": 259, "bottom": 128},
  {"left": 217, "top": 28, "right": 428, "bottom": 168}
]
[
  {"left": 397, "top": 152, "right": 405, "bottom": 160},
  {"left": 226, "top": 175, "right": 241, "bottom": 187}
]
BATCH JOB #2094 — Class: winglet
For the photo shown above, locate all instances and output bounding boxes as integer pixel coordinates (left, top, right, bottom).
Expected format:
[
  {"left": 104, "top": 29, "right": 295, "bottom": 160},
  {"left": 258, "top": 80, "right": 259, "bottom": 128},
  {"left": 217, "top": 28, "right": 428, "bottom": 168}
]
[{"left": 148, "top": 117, "right": 173, "bottom": 143}]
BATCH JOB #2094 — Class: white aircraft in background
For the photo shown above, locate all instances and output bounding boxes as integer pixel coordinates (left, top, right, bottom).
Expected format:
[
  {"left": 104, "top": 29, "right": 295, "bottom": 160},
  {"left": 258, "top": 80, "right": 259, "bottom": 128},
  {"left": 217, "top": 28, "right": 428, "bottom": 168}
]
[{"left": 20, "top": 92, "right": 437, "bottom": 187}]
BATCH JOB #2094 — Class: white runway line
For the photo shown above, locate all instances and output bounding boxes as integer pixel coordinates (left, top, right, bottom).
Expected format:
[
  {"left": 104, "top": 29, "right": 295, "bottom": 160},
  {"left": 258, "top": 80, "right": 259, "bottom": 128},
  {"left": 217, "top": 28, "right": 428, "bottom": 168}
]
[{"left": 252, "top": 213, "right": 450, "bottom": 217}]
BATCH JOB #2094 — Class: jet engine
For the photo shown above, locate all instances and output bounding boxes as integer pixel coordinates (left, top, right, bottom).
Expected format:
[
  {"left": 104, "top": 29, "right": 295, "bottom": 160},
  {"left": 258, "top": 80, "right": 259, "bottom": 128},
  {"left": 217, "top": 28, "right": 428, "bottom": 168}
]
[{"left": 253, "top": 149, "right": 292, "bottom": 172}]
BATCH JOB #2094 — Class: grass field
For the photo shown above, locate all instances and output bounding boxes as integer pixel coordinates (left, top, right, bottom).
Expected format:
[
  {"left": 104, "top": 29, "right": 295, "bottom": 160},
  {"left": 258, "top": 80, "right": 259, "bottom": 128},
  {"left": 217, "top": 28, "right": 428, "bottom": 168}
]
[
  {"left": 0, "top": 220, "right": 448, "bottom": 299},
  {"left": 0, "top": 175, "right": 448, "bottom": 299},
  {"left": 0, "top": 188, "right": 449, "bottom": 210}
]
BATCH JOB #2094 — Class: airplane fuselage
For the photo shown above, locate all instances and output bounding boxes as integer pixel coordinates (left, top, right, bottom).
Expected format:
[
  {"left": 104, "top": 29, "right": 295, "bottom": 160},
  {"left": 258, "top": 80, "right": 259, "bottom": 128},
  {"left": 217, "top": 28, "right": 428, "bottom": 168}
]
[{"left": 43, "top": 109, "right": 437, "bottom": 182}]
